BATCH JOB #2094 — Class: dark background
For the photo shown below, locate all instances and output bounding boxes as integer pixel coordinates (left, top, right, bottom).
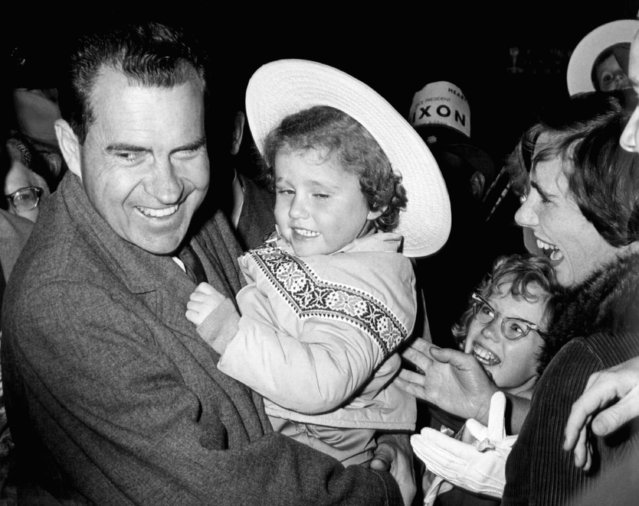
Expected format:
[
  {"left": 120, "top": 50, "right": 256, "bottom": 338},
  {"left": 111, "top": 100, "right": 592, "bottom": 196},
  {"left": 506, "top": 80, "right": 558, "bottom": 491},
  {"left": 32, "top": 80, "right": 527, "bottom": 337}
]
[{"left": 3, "top": 1, "right": 639, "bottom": 162}]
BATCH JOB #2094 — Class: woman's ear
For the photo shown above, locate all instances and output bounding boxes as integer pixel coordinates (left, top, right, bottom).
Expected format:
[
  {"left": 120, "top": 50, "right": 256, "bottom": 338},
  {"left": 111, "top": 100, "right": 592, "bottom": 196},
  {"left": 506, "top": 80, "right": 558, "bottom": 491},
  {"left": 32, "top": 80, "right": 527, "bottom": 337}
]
[{"left": 55, "top": 119, "right": 82, "bottom": 179}]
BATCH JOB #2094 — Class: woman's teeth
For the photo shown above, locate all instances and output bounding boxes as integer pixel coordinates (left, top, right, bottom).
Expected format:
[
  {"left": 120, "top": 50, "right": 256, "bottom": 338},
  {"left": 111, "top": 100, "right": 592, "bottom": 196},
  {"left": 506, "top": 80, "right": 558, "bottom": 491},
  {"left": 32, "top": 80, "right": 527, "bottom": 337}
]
[
  {"left": 536, "top": 238, "right": 562, "bottom": 261},
  {"left": 472, "top": 343, "right": 501, "bottom": 366}
]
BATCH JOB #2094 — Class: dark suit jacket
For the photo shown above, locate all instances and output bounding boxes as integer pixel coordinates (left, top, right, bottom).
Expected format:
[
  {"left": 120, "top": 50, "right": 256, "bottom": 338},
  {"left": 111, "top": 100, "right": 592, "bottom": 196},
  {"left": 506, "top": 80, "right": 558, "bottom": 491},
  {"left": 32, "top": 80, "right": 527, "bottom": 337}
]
[
  {"left": 0, "top": 172, "right": 400, "bottom": 505},
  {"left": 0, "top": 209, "right": 33, "bottom": 311}
]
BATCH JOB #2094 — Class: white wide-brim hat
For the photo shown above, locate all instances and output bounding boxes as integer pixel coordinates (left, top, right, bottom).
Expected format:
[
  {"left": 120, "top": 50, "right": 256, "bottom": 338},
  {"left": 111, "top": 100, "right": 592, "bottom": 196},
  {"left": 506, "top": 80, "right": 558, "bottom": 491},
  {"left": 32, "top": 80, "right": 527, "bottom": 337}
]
[
  {"left": 567, "top": 19, "right": 639, "bottom": 96},
  {"left": 245, "top": 58, "right": 451, "bottom": 258}
]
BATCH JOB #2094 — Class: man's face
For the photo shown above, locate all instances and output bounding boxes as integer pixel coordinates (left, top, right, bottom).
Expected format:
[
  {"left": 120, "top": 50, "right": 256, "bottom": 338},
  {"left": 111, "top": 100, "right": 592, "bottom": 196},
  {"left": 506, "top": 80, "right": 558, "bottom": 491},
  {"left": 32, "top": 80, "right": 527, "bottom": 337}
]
[{"left": 70, "top": 67, "right": 209, "bottom": 254}]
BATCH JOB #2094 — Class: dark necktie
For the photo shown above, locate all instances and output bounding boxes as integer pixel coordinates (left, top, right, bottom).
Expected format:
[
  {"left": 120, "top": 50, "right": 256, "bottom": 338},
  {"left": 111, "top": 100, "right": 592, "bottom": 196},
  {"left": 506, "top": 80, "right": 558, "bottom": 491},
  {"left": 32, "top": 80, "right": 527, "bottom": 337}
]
[{"left": 178, "top": 243, "right": 208, "bottom": 284}]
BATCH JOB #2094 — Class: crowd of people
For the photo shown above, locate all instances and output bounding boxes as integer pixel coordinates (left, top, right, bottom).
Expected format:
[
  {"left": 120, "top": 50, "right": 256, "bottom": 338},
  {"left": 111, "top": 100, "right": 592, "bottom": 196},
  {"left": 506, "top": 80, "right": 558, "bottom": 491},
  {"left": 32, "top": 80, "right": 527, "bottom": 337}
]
[{"left": 2, "top": 15, "right": 639, "bottom": 506}]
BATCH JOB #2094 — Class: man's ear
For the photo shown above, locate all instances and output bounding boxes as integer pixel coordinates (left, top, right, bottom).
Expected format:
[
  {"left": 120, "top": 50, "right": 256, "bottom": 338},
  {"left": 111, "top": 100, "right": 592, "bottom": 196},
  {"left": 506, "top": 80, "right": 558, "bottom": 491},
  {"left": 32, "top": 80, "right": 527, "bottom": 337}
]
[
  {"left": 230, "top": 111, "right": 246, "bottom": 156},
  {"left": 55, "top": 119, "right": 82, "bottom": 178}
]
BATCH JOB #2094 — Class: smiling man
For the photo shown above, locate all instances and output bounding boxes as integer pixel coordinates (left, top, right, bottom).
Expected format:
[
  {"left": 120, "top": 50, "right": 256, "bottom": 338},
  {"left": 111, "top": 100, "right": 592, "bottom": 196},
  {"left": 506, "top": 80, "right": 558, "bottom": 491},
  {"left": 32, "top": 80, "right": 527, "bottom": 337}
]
[{"left": 0, "top": 21, "right": 408, "bottom": 505}]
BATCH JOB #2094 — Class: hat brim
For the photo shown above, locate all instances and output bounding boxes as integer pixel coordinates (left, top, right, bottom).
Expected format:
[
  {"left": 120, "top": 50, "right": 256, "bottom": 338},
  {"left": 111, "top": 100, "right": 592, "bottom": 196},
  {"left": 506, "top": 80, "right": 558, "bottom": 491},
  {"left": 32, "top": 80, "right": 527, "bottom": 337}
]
[
  {"left": 567, "top": 19, "right": 639, "bottom": 96},
  {"left": 245, "top": 59, "right": 451, "bottom": 257}
]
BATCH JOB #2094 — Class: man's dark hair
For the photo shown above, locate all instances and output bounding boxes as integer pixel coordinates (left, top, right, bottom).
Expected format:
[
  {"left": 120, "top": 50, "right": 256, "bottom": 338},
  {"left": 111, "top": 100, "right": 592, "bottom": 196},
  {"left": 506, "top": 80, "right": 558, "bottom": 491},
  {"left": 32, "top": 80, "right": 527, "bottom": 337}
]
[{"left": 58, "top": 21, "right": 209, "bottom": 144}]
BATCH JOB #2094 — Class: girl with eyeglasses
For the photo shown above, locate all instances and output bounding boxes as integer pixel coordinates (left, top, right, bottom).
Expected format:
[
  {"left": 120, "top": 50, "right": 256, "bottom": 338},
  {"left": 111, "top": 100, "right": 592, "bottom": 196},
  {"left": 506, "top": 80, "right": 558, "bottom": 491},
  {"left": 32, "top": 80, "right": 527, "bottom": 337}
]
[
  {"left": 418, "top": 253, "right": 562, "bottom": 506},
  {"left": 453, "top": 254, "right": 562, "bottom": 400}
]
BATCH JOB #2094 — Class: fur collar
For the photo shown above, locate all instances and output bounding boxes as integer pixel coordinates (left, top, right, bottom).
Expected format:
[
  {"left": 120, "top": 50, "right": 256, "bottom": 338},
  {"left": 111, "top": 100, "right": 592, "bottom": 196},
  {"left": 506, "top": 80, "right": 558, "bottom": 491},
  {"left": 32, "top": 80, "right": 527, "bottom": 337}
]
[{"left": 538, "top": 250, "right": 639, "bottom": 373}]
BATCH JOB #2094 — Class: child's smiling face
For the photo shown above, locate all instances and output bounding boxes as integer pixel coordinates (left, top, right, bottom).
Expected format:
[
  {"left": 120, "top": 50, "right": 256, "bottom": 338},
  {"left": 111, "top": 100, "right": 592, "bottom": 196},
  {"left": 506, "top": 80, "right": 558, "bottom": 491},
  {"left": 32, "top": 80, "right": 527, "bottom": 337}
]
[
  {"left": 464, "top": 281, "right": 549, "bottom": 397},
  {"left": 273, "top": 147, "right": 381, "bottom": 257}
]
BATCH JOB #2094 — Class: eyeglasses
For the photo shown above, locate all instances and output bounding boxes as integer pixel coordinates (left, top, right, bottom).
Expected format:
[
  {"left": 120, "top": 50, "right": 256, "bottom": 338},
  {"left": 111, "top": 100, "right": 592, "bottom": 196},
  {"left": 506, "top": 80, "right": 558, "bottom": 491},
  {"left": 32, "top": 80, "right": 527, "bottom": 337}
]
[
  {"left": 5, "top": 186, "right": 44, "bottom": 212},
  {"left": 471, "top": 292, "right": 547, "bottom": 341}
]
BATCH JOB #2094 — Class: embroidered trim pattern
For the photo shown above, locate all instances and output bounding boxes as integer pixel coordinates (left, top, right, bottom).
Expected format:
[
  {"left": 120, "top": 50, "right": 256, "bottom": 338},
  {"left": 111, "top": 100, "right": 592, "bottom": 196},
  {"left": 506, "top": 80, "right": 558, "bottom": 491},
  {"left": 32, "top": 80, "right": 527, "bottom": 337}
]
[{"left": 247, "top": 246, "right": 407, "bottom": 357}]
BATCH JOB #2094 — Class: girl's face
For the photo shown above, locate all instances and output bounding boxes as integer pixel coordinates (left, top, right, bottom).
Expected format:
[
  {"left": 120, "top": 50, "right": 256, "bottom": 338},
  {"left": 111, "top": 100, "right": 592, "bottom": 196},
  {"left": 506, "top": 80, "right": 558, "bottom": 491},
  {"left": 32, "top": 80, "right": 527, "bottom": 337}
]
[
  {"left": 273, "top": 147, "right": 380, "bottom": 257},
  {"left": 464, "top": 282, "right": 548, "bottom": 397}
]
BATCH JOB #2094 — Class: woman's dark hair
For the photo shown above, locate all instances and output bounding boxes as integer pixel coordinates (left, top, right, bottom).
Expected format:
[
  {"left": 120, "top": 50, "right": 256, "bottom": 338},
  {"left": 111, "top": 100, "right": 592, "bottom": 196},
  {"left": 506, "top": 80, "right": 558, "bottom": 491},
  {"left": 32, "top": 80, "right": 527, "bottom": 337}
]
[{"left": 510, "top": 91, "right": 639, "bottom": 246}]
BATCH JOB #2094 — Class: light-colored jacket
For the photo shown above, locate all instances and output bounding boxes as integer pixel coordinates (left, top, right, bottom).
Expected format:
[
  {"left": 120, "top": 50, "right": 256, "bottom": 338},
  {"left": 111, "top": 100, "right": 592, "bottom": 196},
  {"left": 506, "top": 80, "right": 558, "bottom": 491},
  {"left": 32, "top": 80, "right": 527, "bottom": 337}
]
[{"left": 209, "top": 233, "right": 417, "bottom": 463}]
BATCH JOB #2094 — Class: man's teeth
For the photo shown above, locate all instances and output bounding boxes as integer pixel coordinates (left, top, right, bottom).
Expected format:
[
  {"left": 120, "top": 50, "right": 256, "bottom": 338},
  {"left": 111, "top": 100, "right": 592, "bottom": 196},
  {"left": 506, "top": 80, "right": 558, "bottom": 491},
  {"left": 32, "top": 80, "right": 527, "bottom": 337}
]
[
  {"left": 137, "top": 205, "right": 178, "bottom": 218},
  {"left": 472, "top": 344, "right": 501, "bottom": 366},
  {"left": 294, "top": 228, "right": 319, "bottom": 237},
  {"left": 536, "top": 238, "right": 562, "bottom": 261}
]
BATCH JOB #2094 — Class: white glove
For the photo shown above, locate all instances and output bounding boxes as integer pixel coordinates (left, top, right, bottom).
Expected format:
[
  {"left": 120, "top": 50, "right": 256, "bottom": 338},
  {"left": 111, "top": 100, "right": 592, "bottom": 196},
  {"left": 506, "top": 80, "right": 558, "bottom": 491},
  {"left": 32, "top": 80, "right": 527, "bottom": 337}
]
[{"left": 411, "top": 391, "right": 516, "bottom": 498}]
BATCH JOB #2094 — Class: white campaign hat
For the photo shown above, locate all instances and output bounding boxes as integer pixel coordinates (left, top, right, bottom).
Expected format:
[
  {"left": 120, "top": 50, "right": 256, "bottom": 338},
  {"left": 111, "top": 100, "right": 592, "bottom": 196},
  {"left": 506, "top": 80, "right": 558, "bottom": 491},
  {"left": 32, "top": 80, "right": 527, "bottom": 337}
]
[
  {"left": 245, "top": 58, "right": 451, "bottom": 258},
  {"left": 567, "top": 19, "right": 639, "bottom": 96}
]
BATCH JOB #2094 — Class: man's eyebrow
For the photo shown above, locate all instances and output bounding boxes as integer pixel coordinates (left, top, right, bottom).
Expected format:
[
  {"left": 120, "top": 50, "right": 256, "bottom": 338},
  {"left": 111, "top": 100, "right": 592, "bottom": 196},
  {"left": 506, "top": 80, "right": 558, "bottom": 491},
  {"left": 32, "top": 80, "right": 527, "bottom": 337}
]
[
  {"left": 171, "top": 137, "right": 207, "bottom": 154},
  {"left": 105, "top": 143, "right": 148, "bottom": 153},
  {"left": 105, "top": 137, "right": 207, "bottom": 155}
]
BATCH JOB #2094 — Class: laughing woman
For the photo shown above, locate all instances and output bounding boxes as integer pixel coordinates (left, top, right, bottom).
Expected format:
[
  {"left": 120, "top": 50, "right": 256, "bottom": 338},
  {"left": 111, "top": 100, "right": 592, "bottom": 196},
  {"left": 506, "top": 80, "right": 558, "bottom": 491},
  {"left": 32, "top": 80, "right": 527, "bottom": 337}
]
[
  {"left": 502, "top": 90, "right": 639, "bottom": 505},
  {"left": 398, "top": 90, "right": 639, "bottom": 506}
]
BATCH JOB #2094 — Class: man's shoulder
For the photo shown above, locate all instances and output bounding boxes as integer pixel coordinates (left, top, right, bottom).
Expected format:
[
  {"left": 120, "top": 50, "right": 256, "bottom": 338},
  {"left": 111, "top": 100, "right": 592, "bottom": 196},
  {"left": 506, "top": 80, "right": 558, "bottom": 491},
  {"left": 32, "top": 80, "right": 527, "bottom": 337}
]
[{"left": 0, "top": 209, "right": 33, "bottom": 240}]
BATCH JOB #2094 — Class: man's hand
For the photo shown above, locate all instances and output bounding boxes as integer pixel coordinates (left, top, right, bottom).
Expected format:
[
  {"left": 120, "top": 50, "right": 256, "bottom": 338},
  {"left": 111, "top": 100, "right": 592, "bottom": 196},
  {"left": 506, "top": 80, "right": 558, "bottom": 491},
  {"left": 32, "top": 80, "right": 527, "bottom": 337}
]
[
  {"left": 370, "top": 432, "right": 416, "bottom": 506},
  {"left": 564, "top": 356, "right": 639, "bottom": 470},
  {"left": 396, "top": 338, "right": 497, "bottom": 424}
]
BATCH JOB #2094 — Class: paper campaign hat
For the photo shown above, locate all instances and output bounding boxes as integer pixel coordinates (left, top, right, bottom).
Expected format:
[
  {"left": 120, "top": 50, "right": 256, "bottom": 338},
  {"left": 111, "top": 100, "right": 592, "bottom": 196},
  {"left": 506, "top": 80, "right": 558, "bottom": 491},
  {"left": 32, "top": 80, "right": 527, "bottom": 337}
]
[{"left": 409, "top": 81, "right": 495, "bottom": 183}]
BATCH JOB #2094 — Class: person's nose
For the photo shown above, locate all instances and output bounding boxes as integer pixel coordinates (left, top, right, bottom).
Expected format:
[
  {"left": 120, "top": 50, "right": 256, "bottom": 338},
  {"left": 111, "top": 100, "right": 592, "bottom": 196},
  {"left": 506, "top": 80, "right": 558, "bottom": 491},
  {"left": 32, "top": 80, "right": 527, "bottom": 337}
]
[
  {"left": 289, "top": 193, "right": 309, "bottom": 219},
  {"left": 514, "top": 195, "right": 538, "bottom": 229},
  {"left": 148, "top": 158, "right": 184, "bottom": 204},
  {"left": 620, "top": 109, "right": 639, "bottom": 153},
  {"left": 613, "top": 72, "right": 630, "bottom": 89},
  {"left": 480, "top": 318, "right": 501, "bottom": 343}
]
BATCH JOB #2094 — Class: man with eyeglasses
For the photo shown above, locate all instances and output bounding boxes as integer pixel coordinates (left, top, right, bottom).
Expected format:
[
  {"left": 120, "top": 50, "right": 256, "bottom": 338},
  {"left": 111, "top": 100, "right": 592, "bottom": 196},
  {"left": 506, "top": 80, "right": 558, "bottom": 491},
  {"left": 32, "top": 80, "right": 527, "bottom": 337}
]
[
  {"left": 5, "top": 186, "right": 43, "bottom": 219},
  {"left": 4, "top": 135, "right": 51, "bottom": 223},
  {"left": 1, "top": 138, "right": 36, "bottom": 304}
]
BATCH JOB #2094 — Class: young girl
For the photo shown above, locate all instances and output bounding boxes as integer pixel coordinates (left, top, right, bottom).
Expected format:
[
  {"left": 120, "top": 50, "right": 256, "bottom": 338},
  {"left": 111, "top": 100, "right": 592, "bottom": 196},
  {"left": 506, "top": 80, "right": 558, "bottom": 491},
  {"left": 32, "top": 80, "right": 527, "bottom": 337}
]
[
  {"left": 186, "top": 59, "right": 451, "bottom": 466},
  {"left": 416, "top": 253, "right": 561, "bottom": 505}
]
